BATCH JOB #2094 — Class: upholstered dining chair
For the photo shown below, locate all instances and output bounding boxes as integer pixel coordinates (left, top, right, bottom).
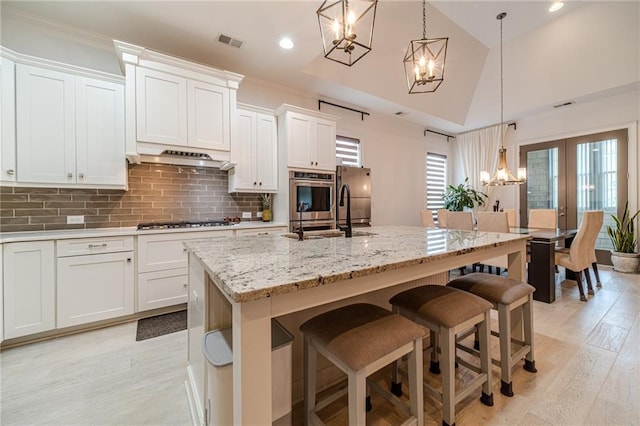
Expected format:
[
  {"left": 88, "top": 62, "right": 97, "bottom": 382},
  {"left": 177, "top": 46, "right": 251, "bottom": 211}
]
[
  {"left": 528, "top": 209, "right": 557, "bottom": 229},
  {"left": 445, "top": 211, "right": 474, "bottom": 231},
  {"left": 503, "top": 209, "right": 516, "bottom": 228},
  {"left": 477, "top": 212, "right": 510, "bottom": 274},
  {"left": 554, "top": 210, "right": 603, "bottom": 301},
  {"left": 437, "top": 209, "right": 448, "bottom": 228},
  {"left": 420, "top": 210, "right": 436, "bottom": 227}
]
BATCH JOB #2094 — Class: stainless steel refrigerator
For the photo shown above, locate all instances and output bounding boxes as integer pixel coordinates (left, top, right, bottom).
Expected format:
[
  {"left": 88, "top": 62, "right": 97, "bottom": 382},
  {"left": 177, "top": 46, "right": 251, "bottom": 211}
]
[{"left": 336, "top": 166, "right": 372, "bottom": 227}]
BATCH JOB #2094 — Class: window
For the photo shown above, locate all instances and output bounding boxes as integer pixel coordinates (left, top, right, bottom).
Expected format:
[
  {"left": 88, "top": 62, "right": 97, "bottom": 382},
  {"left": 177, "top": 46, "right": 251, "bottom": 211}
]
[
  {"left": 336, "top": 136, "right": 361, "bottom": 167},
  {"left": 426, "top": 152, "right": 447, "bottom": 224}
]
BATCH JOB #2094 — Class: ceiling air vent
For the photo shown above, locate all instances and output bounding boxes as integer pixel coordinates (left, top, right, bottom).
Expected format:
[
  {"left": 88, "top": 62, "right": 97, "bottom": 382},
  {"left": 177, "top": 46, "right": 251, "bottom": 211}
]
[
  {"left": 161, "top": 150, "right": 212, "bottom": 160},
  {"left": 217, "top": 33, "right": 243, "bottom": 48},
  {"left": 553, "top": 100, "right": 575, "bottom": 109}
]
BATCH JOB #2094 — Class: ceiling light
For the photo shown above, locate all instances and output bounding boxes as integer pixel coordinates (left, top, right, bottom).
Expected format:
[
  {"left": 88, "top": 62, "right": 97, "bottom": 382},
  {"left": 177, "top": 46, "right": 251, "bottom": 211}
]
[
  {"left": 316, "top": 0, "right": 378, "bottom": 66},
  {"left": 481, "top": 13, "right": 526, "bottom": 187},
  {"left": 549, "top": 2, "right": 564, "bottom": 12},
  {"left": 403, "top": 0, "right": 448, "bottom": 94},
  {"left": 279, "top": 37, "right": 294, "bottom": 50}
]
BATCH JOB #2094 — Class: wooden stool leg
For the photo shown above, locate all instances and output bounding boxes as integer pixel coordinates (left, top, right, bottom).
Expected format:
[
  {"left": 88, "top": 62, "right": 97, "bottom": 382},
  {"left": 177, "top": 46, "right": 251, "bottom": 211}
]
[
  {"left": 348, "top": 371, "right": 367, "bottom": 425},
  {"left": 592, "top": 262, "right": 602, "bottom": 287},
  {"left": 441, "top": 326, "right": 456, "bottom": 426},
  {"left": 430, "top": 329, "right": 441, "bottom": 374},
  {"left": 575, "top": 270, "right": 587, "bottom": 302},
  {"left": 497, "top": 304, "right": 513, "bottom": 397},
  {"left": 479, "top": 311, "right": 494, "bottom": 406},
  {"left": 523, "top": 294, "right": 537, "bottom": 373},
  {"left": 408, "top": 338, "right": 424, "bottom": 425},
  {"left": 304, "top": 337, "right": 317, "bottom": 424}
]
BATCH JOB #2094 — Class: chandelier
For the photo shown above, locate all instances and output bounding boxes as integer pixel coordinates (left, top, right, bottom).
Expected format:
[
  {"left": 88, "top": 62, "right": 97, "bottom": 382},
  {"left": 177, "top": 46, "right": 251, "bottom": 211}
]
[
  {"left": 480, "top": 12, "right": 526, "bottom": 186},
  {"left": 317, "top": 0, "right": 378, "bottom": 66},
  {"left": 403, "top": 0, "right": 448, "bottom": 94}
]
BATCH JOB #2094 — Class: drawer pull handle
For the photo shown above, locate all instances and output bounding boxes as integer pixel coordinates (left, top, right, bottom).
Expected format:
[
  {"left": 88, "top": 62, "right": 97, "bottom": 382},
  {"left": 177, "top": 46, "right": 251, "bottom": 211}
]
[
  {"left": 183, "top": 283, "right": 188, "bottom": 288},
  {"left": 88, "top": 243, "right": 108, "bottom": 249},
  {"left": 127, "top": 258, "right": 132, "bottom": 263},
  {"left": 7, "top": 169, "right": 15, "bottom": 175}
]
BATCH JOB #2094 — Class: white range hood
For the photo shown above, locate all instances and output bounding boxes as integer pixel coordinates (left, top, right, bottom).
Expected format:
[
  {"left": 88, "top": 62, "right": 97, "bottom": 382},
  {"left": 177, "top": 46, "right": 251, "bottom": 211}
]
[{"left": 127, "top": 144, "right": 234, "bottom": 170}]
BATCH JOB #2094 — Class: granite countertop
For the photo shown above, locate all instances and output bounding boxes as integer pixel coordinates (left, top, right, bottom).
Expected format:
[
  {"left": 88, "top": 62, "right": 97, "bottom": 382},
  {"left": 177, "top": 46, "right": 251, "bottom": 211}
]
[
  {"left": 185, "top": 226, "right": 530, "bottom": 303},
  {"left": 0, "top": 221, "right": 288, "bottom": 243}
]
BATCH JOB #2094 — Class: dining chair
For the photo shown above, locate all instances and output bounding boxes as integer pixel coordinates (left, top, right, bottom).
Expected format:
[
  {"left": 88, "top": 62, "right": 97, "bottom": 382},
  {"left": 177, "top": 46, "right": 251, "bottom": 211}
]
[
  {"left": 420, "top": 210, "right": 436, "bottom": 227},
  {"left": 477, "top": 212, "right": 510, "bottom": 274},
  {"left": 445, "top": 211, "right": 474, "bottom": 231},
  {"left": 437, "top": 209, "right": 448, "bottom": 228},
  {"left": 528, "top": 209, "right": 557, "bottom": 229},
  {"left": 554, "top": 210, "right": 604, "bottom": 301},
  {"left": 503, "top": 209, "right": 516, "bottom": 228}
]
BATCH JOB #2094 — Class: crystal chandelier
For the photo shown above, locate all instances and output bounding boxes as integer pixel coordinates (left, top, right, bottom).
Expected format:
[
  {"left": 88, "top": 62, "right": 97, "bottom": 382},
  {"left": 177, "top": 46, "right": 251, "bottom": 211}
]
[
  {"left": 481, "top": 13, "right": 526, "bottom": 186},
  {"left": 317, "top": 0, "right": 378, "bottom": 67},
  {"left": 402, "top": 0, "right": 448, "bottom": 94}
]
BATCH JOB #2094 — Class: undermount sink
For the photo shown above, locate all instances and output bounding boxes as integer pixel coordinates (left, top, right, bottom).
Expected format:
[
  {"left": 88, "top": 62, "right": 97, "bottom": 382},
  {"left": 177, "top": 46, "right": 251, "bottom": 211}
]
[{"left": 282, "top": 230, "right": 376, "bottom": 240}]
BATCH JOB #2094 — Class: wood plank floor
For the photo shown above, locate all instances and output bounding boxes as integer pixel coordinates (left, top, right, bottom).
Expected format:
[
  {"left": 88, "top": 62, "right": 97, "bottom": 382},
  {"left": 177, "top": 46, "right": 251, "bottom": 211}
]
[{"left": 1, "top": 266, "right": 639, "bottom": 425}]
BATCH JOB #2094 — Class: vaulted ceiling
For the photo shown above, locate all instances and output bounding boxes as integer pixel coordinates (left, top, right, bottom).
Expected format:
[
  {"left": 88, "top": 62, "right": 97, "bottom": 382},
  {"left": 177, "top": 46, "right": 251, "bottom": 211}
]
[{"left": 2, "top": 1, "right": 638, "bottom": 134}]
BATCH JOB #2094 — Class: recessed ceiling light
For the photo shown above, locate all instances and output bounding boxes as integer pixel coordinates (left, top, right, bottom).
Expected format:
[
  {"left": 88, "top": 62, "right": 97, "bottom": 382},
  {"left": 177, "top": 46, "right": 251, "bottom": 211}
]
[
  {"left": 549, "top": 1, "right": 564, "bottom": 12},
  {"left": 279, "top": 37, "right": 294, "bottom": 50}
]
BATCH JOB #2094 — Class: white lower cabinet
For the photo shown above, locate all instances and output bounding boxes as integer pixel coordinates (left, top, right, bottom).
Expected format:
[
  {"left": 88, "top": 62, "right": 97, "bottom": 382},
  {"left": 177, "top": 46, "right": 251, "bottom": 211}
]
[
  {"left": 56, "top": 237, "right": 134, "bottom": 328},
  {"left": 138, "top": 268, "right": 188, "bottom": 311},
  {"left": 3, "top": 241, "right": 56, "bottom": 339}
]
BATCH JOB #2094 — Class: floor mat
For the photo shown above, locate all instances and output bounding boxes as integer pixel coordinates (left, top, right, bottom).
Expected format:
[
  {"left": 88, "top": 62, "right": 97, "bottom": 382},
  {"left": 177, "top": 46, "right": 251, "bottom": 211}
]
[{"left": 136, "top": 310, "right": 187, "bottom": 341}]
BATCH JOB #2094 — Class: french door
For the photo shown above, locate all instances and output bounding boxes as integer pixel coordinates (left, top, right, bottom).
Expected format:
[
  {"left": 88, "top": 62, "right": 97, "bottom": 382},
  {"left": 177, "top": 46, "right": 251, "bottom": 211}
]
[{"left": 519, "top": 129, "right": 628, "bottom": 264}]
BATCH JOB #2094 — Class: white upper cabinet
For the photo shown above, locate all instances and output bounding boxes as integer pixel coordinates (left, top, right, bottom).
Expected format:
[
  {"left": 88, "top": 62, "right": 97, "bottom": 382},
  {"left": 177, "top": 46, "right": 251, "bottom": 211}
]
[
  {"left": 229, "top": 105, "right": 277, "bottom": 193},
  {"left": 11, "top": 51, "right": 126, "bottom": 189},
  {"left": 0, "top": 56, "right": 16, "bottom": 183},
  {"left": 276, "top": 104, "right": 338, "bottom": 172},
  {"left": 113, "top": 40, "right": 243, "bottom": 164}
]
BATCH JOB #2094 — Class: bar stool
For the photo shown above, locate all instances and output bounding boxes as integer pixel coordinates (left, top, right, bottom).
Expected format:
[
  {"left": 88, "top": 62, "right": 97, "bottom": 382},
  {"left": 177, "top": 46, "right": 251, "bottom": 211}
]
[
  {"left": 389, "top": 285, "right": 494, "bottom": 426},
  {"left": 300, "top": 303, "right": 426, "bottom": 425},
  {"left": 447, "top": 272, "right": 537, "bottom": 397}
]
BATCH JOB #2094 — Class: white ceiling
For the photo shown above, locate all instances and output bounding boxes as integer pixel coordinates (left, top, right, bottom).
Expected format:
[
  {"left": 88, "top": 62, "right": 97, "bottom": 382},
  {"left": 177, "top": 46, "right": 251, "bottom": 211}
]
[{"left": 1, "top": 1, "right": 637, "bottom": 134}]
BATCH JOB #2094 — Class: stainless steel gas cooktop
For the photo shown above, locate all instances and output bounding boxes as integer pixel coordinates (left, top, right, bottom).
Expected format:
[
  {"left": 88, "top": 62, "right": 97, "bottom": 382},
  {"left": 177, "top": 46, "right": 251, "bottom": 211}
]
[{"left": 136, "top": 218, "right": 240, "bottom": 231}]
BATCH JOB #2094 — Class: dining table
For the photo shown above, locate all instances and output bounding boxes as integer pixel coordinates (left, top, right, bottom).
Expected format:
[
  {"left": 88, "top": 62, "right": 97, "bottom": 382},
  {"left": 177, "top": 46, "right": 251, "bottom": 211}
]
[{"left": 510, "top": 227, "right": 579, "bottom": 303}]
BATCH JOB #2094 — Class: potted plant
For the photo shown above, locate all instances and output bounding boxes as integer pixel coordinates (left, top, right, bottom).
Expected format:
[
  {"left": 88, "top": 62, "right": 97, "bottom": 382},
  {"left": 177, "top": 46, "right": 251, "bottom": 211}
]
[
  {"left": 443, "top": 178, "right": 488, "bottom": 212},
  {"left": 606, "top": 201, "right": 640, "bottom": 273}
]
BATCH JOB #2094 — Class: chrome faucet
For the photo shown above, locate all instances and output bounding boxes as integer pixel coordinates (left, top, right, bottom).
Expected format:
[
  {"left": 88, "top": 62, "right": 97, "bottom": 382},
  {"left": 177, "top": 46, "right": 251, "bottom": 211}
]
[{"left": 338, "top": 183, "right": 352, "bottom": 238}]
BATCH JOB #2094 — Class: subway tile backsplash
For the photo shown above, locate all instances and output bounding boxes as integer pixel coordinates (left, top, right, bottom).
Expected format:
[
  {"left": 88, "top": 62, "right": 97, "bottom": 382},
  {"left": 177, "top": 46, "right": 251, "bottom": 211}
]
[{"left": 0, "top": 163, "right": 264, "bottom": 232}]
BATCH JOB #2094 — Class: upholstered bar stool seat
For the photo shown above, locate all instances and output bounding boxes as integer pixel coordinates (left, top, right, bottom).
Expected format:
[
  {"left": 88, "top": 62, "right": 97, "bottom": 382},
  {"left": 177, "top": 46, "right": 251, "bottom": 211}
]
[
  {"left": 447, "top": 272, "right": 537, "bottom": 397},
  {"left": 390, "top": 285, "right": 494, "bottom": 426},
  {"left": 300, "top": 303, "right": 426, "bottom": 425}
]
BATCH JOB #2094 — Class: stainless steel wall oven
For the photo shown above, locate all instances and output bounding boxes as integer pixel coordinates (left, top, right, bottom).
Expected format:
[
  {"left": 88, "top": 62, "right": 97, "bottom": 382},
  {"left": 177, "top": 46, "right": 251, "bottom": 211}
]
[{"left": 289, "top": 171, "right": 335, "bottom": 231}]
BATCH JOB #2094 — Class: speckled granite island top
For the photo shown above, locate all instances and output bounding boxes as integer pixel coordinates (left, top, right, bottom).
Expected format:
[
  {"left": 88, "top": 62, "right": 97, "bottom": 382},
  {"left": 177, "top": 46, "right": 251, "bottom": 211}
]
[{"left": 184, "top": 226, "right": 530, "bottom": 303}]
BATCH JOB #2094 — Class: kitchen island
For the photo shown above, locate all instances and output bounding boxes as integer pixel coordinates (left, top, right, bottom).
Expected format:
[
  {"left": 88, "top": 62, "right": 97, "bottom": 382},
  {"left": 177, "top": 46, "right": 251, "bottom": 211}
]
[{"left": 185, "top": 226, "right": 530, "bottom": 425}]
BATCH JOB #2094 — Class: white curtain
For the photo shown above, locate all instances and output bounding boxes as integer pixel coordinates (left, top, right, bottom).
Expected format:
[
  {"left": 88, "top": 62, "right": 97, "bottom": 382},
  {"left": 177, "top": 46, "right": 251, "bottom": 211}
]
[{"left": 455, "top": 124, "right": 505, "bottom": 212}]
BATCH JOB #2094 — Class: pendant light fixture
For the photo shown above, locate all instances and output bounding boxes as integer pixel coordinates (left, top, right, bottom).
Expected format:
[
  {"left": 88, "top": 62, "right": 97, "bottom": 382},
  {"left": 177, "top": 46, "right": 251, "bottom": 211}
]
[
  {"left": 317, "top": 0, "right": 378, "bottom": 67},
  {"left": 480, "top": 12, "right": 526, "bottom": 186},
  {"left": 403, "top": 0, "right": 448, "bottom": 94}
]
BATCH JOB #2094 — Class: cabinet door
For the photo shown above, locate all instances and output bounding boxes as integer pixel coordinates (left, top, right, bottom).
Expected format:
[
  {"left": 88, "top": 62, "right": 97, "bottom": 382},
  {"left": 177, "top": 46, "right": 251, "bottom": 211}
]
[
  {"left": 286, "top": 112, "right": 313, "bottom": 169},
  {"left": 75, "top": 77, "right": 126, "bottom": 186},
  {"left": 255, "top": 112, "right": 278, "bottom": 191},
  {"left": 314, "top": 118, "right": 337, "bottom": 171},
  {"left": 136, "top": 68, "right": 187, "bottom": 145},
  {"left": 3, "top": 241, "right": 55, "bottom": 338},
  {"left": 187, "top": 80, "right": 229, "bottom": 151},
  {"left": 1, "top": 58, "right": 16, "bottom": 183},
  {"left": 138, "top": 268, "right": 188, "bottom": 311},
  {"left": 57, "top": 252, "right": 134, "bottom": 328},
  {"left": 230, "top": 108, "right": 257, "bottom": 191},
  {"left": 16, "top": 64, "right": 76, "bottom": 184}
]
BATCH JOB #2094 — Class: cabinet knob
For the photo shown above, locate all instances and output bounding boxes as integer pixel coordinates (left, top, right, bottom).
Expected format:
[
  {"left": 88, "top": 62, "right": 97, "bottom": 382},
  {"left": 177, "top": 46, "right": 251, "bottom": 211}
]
[
  {"left": 254, "top": 181, "right": 257, "bottom": 185},
  {"left": 6, "top": 169, "right": 15, "bottom": 175},
  {"left": 67, "top": 172, "right": 73, "bottom": 178},
  {"left": 183, "top": 283, "right": 188, "bottom": 288},
  {"left": 315, "top": 162, "right": 318, "bottom": 166},
  {"left": 79, "top": 173, "right": 84, "bottom": 179},
  {"left": 310, "top": 161, "right": 314, "bottom": 165},
  {"left": 127, "top": 258, "right": 132, "bottom": 263},
  {"left": 259, "top": 182, "right": 262, "bottom": 186}
]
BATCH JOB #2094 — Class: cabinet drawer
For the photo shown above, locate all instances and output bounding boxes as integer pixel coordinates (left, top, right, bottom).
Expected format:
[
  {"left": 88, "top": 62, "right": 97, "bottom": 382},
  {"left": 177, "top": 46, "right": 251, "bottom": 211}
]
[
  {"left": 57, "top": 236, "right": 134, "bottom": 257},
  {"left": 57, "top": 251, "right": 134, "bottom": 328},
  {"left": 137, "top": 230, "right": 233, "bottom": 273},
  {"left": 235, "top": 226, "right": 287, "bottom": 236},
  {"left": 138, "top": 268, "right": 188, "bottom": 312}
]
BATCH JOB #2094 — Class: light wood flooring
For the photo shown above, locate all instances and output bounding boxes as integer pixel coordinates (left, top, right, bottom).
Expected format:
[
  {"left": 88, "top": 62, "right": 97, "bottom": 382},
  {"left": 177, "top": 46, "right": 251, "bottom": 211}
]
[{"left": 2, "top": 266, "right": 639, "bottom": 425}]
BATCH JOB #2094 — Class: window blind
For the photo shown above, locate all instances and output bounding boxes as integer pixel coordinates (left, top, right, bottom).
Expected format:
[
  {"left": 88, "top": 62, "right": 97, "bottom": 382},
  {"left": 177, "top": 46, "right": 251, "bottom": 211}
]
[
  {"left": 426, "top": 152, "right": 447, "bottom": 224},
  {"left": 336, "top": 136, "right": 361, "bottom": 167}
]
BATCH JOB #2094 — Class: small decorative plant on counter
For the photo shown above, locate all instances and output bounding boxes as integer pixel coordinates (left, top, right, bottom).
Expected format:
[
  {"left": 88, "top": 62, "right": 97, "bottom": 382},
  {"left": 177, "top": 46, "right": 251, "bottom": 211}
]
[
  {"left": 443, "top": 178, "right": 488, "bottom": 211},
  {"left": 606, "top": 201, "right": 640, "bottom": 273},
  {"left": 261, "top": 193, "right": 273, "bottom": 222}
]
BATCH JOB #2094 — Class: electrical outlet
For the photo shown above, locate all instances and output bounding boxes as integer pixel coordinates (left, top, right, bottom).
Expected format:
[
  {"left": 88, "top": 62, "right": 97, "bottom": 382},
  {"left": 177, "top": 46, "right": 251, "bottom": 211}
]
[
  {"left": 256, "top": 211, "right": 263, "bottom": 218},
  {"left": 67, "top": 215, "right": 84, "bottom": 224},
  {"left": 242, "top": 212, "right": 252, "bottom": 219}
]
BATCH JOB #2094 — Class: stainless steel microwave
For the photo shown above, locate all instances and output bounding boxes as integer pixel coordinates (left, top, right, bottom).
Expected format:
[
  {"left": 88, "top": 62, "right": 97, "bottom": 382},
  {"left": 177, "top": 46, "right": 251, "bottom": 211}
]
[{"left": 289, "top": 171, "right": 335, "bottom": 225}]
